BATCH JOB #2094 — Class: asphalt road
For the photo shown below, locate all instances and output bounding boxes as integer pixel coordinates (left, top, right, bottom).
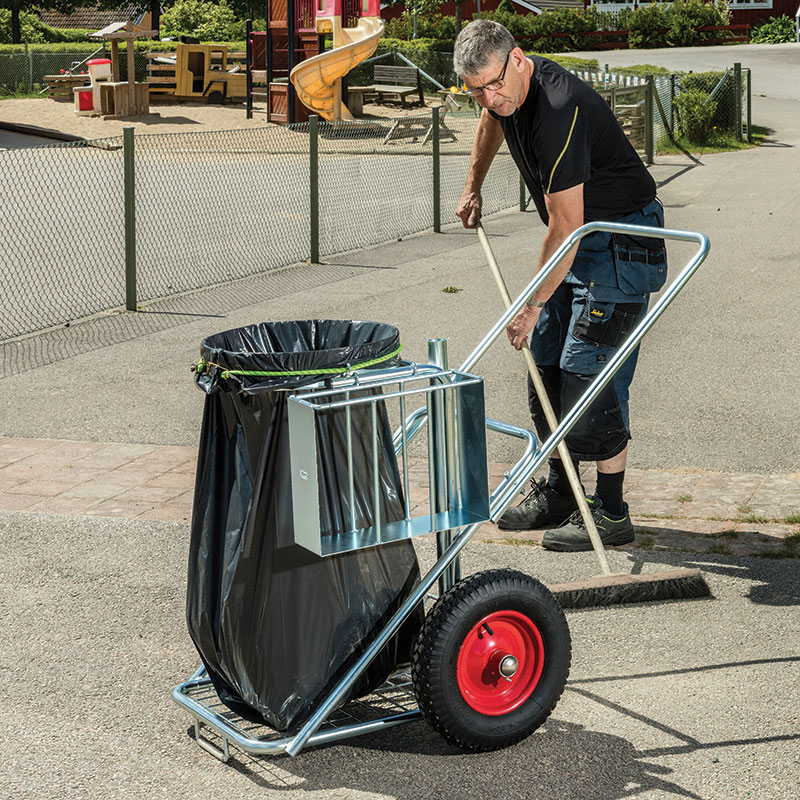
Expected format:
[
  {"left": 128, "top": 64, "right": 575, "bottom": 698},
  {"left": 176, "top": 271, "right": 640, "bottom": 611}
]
[
  {"left": 1, "top": 512, "right": 797, "bottom": 800},
  {"left": 0, "top": 128, "right": 60, "bottom": 149},
  {"left": 570, "top": 42, "right": 800, "bottom": 102}
]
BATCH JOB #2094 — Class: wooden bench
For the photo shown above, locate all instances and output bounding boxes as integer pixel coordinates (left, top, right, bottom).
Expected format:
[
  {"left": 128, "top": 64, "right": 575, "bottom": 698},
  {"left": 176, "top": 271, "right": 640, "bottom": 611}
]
[{"left": 367, "top": 65, "right": 424, "bottom": 108}]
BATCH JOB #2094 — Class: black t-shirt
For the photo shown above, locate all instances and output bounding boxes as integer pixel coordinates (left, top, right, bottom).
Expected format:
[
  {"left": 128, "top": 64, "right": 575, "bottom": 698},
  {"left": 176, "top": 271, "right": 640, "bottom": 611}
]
[{"left": 490, "top": 56, "right": 656, "bottom": 226}]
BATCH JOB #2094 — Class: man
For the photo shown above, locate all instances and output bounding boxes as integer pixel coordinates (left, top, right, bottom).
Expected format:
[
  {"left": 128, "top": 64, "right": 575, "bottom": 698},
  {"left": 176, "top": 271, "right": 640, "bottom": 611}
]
[{"left": 454, "top": 20, "right": 667, "bottom": 551}]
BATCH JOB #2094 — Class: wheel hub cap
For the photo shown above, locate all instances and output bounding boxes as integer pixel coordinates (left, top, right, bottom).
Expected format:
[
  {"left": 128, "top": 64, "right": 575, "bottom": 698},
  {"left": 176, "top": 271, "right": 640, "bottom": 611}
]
[{"left": 456, "top": 610, "right": 545, "bottom": 716}]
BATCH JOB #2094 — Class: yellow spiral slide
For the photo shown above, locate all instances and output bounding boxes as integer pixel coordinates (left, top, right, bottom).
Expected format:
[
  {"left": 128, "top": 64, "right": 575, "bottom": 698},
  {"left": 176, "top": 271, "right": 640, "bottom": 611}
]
[{"left": 290, "top": 17, "right": 383, "bottom": 122}]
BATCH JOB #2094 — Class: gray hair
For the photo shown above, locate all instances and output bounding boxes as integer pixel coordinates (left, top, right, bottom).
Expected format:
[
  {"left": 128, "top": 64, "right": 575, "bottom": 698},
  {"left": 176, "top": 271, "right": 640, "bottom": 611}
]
[{"left": 453, "top": 20, "right": 516, "bottom": 78}]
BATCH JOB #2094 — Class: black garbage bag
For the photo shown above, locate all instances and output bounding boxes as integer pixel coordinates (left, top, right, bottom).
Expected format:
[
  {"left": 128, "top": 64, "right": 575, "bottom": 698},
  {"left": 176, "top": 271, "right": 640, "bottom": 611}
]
[{"left": 187, "top": 320, "right": 423, "bottom": 732}]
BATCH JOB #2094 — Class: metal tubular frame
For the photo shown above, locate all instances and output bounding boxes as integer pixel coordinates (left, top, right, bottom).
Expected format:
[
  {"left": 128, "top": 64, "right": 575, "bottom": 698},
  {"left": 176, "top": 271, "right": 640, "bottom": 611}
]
[{"left": 172, "top": 221, "right": 709, "bottom": 761}]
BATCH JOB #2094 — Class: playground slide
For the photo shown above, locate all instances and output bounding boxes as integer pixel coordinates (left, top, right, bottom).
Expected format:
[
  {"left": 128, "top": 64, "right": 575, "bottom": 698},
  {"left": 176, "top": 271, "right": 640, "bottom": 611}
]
[{"left": 290, "top": 17, "right": 383, "bottom": 122}]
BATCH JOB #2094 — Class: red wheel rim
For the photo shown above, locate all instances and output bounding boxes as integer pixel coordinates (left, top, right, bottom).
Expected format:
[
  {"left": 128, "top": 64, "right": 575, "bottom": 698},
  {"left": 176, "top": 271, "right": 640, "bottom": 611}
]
[{"left": 456, "top": 610, "right": 545, "bottom": 716}]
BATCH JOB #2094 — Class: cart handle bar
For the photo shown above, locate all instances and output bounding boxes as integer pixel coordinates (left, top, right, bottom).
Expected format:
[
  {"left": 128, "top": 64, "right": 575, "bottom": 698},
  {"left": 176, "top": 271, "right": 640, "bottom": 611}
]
[
  {"left": 460, "top": 220, "right": 708, "bottom": 375},
  {"left": 470, "top": 221, "right": 710, "bottom": 514}
]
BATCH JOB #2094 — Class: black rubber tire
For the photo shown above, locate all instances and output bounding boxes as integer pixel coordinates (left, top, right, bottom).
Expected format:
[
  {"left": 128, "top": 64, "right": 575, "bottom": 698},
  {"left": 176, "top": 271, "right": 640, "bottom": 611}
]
[
  {"left": 207, "top": 90, "right": 224, "bottom": 105},
  {"left": 411, "top": 568, "right": 571, "bottom": 752}
]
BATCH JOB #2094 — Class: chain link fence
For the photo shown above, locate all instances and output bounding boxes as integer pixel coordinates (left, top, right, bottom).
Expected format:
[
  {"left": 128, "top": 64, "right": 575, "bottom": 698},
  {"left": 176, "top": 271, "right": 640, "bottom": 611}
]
[
  {"left": 0, "top": 49, "right": 149, "bottom": 95},
  {"left": 0, "top": 137, "right": 126, "bottom": 339},
  {"left": 1, "top": 111, "right": 520, "bottom": 341},
  {"left": 1, "top": 61, "right": 751, "bottom": 342},
  {"left": 569, "top": 65, "right": 751, "bottom": 158}
]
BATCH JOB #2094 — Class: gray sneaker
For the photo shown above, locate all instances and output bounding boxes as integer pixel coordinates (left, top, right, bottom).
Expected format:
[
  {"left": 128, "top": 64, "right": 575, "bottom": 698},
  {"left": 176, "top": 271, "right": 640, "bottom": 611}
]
[
  {"left": 542, "top": 498, "right": 634, "bottom": 552},
  {"left": 497, "top": 477, "right": 578, "bottom": 531}
]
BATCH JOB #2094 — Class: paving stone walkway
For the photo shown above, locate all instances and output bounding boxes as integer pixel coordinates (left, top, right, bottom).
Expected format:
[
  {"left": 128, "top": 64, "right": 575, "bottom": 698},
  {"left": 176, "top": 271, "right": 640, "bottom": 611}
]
[{"left": 1, "top": 436, "right": 797, "bottom": 558}]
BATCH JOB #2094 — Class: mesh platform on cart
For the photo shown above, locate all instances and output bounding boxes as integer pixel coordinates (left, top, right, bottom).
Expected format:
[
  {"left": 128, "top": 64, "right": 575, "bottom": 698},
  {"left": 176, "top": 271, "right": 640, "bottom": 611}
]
[{"left": 187, "top": 320, "right": 423, "bottom": 732}]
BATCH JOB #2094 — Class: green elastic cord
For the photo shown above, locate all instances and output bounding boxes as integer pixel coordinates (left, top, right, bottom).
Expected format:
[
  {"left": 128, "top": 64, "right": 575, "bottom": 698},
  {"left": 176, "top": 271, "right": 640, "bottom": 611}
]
[{"left": 195, "top": 344, "right": 402, "bottom": 381}]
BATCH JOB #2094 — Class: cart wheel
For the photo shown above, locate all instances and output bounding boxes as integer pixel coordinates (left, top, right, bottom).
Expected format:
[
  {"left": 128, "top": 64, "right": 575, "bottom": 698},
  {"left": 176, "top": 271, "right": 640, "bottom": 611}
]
[
  {"left": 412, "top": 569, "right": 570, "bottom": 752},
  {"left": 207, "top": 90, "right": 224, "bottom": 105}
]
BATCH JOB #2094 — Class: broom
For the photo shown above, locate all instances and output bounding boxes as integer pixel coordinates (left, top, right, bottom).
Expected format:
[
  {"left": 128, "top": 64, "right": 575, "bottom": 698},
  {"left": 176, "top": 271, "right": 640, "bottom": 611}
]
[{"left": 475, "top": 221, "right": 711, "bottom": 609}]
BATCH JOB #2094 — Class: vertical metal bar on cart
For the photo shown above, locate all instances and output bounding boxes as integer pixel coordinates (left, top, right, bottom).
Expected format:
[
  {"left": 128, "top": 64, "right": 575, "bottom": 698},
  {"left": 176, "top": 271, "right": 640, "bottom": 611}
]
[
  {"left": 447, "top": 382, "right": 462, "bottom": 583},
  {"left": 346, "top": 393, "right": 356, "bottom": 532},
  {"left": 371, "top": 400, "right": 380, "bottom": 539},
  {"left": 399, "top": 393, "right": 411, "bottom": 520},
  {"left": 426, "top": 390, "right": 437, "bottom": 536},
  {"left": 428, "top": 338, "right": 456, "bottom": 593}
]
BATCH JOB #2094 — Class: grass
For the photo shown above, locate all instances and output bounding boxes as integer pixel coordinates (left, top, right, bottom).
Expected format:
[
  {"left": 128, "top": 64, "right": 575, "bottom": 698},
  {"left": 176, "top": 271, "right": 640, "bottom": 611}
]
[
  {"left": 657, "top": 125, "right": 769, "bottom": 156},
  {"left": 441, "top": 286, "right": 461, "bottom": 294},
  {"left": 757, "top": 533, "right": 800, "bottom": 560},
  {"left": 500, "top": 537, "right": 539, "bottom": 548},
  {"left": 741, "top": 514, "right": 771, "bottom": 524},
  {"left": 0, "top": 85, "right": 43, "bottom": 100},
  {"left": 677, "top": 493, "right": 693, "bottom": 503},
  {"left": 709, "top": 530, "right": 739, "bottom": 539},
  {"left": 632, "top": 532, "right": 656, "bottom": 549},
  {"left": 784, "top": 511, "right": 800, "bottom": 525},
  {"left": 736, "top": 503, "right": 771, "bottom": 524}
]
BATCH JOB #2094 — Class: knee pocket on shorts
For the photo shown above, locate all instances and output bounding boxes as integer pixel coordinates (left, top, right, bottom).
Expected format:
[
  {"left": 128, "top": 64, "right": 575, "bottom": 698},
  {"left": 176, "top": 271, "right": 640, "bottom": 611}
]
[{"left": 561, "top": 372, "right": 629, "bottom": 461}]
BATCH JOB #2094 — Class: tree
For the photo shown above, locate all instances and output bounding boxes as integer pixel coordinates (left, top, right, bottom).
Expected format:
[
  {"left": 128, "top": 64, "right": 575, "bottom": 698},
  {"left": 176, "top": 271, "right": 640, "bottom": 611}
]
[
  {"left": 228, "top": 0, "right": 261, "bottom": 21},
  {"left": 0, "top": 0, "right": 74, "bottom": 44}
]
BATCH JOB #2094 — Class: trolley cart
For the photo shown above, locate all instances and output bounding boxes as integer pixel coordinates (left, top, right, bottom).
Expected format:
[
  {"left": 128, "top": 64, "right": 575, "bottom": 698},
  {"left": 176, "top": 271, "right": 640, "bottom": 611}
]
[{"left": 172, "top": 221, "right": 710, "bottom": 760}]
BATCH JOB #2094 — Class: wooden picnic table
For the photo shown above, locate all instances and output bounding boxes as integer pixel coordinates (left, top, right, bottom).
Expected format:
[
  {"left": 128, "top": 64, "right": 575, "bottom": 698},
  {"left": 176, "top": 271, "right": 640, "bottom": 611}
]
[{"left": 437, "top": 89, "right": 477, "bottom": 112}]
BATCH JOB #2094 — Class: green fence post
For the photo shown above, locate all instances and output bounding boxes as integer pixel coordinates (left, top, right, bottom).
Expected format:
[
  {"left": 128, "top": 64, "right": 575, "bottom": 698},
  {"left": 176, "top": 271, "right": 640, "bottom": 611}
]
[
  {"left": 669, "top": 72, "right": 676, "bottom": 131},
  {"left": 309, "top": 114, "right": 319, "bottom": 263},
  {"left": 746, "top": 68, "right": 752, "bottom": 143},
  {"left": 519, "top": 173, "right": 526, "bottom": 212},
  {"left": 432, "top": 106, "right": 441, "bottom": 233},
  {"left": 123, "top": 126, "right": 137, "bottom": 312},
  {"left": 644, "top": 75, "right": 654, "bottom": 165},
  {"left": 734, "top": 62, "right": 743, "bottom": 142}
]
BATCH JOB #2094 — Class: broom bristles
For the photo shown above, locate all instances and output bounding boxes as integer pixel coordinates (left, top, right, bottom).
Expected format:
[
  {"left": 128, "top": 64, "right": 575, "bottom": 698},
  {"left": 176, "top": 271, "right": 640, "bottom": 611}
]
[{"left": 548, "top": 568, "right": 712, "bottom": 610}]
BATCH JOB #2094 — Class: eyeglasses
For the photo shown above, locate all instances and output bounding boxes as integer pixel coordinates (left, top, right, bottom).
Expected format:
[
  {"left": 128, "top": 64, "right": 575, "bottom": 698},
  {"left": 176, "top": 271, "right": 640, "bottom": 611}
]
[{"left": 464, "top": 51, "right": 512, "bottom": 98}]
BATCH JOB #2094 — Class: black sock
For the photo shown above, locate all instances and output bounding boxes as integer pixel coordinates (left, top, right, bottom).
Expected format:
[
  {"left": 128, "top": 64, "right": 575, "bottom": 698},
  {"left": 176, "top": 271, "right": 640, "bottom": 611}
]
[
  {"left": 547, "top": 457, "right": 581, "bottom": 498},
  {"left": 596, "top": 471, "right": 625, "bottom": 518}
]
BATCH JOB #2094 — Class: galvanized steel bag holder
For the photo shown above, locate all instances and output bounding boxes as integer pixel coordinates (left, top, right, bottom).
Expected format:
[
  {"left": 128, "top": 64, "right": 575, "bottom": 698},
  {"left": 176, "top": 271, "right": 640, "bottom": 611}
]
[{"left": 288, "top": 363, "right": 490, "bottom": 557}]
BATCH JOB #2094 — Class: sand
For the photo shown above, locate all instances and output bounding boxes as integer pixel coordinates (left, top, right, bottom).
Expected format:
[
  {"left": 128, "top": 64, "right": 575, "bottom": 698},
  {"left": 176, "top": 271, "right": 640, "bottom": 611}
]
[{"left": 0, "top": 95, "right": 441, "bottom": 141}]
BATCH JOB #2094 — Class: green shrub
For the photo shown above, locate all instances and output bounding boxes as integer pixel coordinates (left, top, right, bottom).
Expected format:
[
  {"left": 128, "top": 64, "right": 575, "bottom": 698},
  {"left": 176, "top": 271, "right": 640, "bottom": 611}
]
[
  {"left": 628, "top": 3, "right": 668, "bottom": 49},
  {"left": 0, "top": 9, "right": 97, "bottom": 44},
  {"left": 545, "top": 55, "right": 600, "bottom": 71},
  {"left": 614, "top": 63, "right": 671, "bottom": 76},
  {"left": 750, "top": 14, "right": 795, "bottom": 44},
  {"left": 529, "top": 9, "right": 598, "bottom": 53},
  {"left": 346, "top": 37, "right": 458, "bottom": 88},
  {"left": 674, "top": 87, "right": 717, "bottom": 142},
  {"left": 384, "top": 13, "right": 457, "bottom": 41},
  {"left": 161, "top": 0, "right": 247, "bottom": 42},
  {"left": 664, "top": 0, "right": 730, "bottom": 47},
  {"left": 681, "top": 70, "right": 736, "bottom": 129}
]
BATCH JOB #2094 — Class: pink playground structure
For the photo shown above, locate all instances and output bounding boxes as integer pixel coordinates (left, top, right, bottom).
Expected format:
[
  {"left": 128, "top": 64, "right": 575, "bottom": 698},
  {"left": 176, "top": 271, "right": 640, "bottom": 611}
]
[{"left": 246, "top": 0, "right": 382, "bottom": 124}]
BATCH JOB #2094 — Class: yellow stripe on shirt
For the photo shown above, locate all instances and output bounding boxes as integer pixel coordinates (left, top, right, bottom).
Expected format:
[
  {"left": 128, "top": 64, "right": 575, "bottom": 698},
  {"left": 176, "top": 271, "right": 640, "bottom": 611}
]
[{"left": 546, "top": 106, "right": 579, "bottom": 194}]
